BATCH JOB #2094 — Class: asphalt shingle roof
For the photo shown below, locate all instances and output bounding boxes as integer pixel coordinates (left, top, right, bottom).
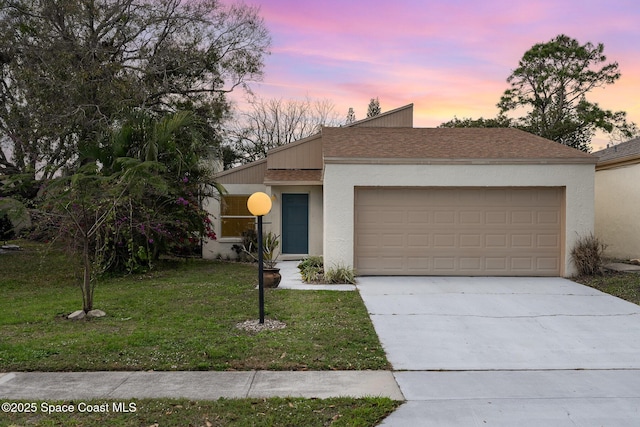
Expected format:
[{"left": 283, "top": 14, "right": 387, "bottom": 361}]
[
  {"left": 264, "top": 169, "right": 322, "bottom": 182},
  {"left": 592, "top": 137, "right": 640, "bottom": 163},
  {"left": 322, "top": 127, "right": 597, "bottom": 162}
]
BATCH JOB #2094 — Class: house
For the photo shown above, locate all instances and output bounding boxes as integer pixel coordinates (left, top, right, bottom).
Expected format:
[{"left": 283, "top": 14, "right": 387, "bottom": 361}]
[
  {"left": 593, "top": 137, "right": 640, "bottom": 259},
  {"left": 204, "top": 104, "right": 597, "bottom": 277}
]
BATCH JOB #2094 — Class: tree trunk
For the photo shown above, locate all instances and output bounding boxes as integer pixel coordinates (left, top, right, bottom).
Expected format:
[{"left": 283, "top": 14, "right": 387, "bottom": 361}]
[{"left": 82, "top": 238, "right": 93, "bottom": 312}]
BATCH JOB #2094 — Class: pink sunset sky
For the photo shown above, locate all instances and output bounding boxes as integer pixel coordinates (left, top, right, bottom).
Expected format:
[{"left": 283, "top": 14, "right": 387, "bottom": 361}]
[{"left": 234, "top": 0, "right": 640, "bottom": 150}]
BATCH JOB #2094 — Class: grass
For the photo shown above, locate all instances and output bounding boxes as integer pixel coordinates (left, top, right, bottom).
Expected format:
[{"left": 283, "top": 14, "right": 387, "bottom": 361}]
[
  {"left": 0, "top": 397, "right": 400, "bottom": 427},
  {"left": 573, "top": 271, "right": 640, "bottom": 305},
  {"left": 0, "top": 240, "right": 399, "bottom": 425},
  {"left": 0, "top": 240, "right": 389, "bottom": 372}
]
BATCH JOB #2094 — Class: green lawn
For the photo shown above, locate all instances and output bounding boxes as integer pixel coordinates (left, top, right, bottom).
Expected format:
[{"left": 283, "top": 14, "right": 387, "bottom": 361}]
[
  {"left": 0, "top": 241, "right": 399, "bottom": 426},
  {"left": 1, "top": 397, "right": 399, "bottom": 427},
  {"left": 573, "top": 271, "right": 640, "bottom": 306},
  {"left": 0, "top": 241, "right": 389, "bottom": 372}
]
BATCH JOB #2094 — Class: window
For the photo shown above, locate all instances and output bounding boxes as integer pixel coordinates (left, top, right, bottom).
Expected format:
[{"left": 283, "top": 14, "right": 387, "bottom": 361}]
[{"left": 220, "top": 195, "right": 255, "bottom": 238}]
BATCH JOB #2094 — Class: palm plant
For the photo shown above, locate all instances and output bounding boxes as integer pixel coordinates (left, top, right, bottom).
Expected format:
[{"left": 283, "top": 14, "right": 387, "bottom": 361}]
[{"left": 242, "top": 231, "right": 280, "bottom": 269}]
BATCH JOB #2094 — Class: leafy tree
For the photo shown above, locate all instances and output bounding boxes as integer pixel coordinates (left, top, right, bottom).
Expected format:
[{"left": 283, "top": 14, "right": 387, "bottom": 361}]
[
  {"left": 439, "top": 115, "right": 513, "bottom": 128},
  {"left": 44, "top": 160, "right": 153, "bottom": 312},
  {"left": 367, "top": 97, "right": 381, "bottom": 117},
  {"left": 44, "top": 110, "right": 220, "bottom": 312},
  {"left": 221, "top": 145, "right": 243, "bottom": 171},
  {"left": 0, "top": 212, "right": 13, "bottom": 242},
  {"left": 228, "top": 97, "right": 341, "bottom": 163},
  {"left": 95, "top": 110, "right": 221, "bottom": 267},
  {"left": 498, "top": 34, "right": 637, "bottom": 151},
  {"left": 0, "top": 0, "right": 270, "bottom": 196},
  {"left": 346, "top": 107, "right": 356, "bottom": 124}
]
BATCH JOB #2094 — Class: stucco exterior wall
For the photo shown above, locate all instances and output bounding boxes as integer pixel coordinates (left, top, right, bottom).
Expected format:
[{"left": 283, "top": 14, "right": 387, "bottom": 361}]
[
  {"left": 595, "top": 164, "right": 640, "bottom": 259},
  {"left": 323, "top": 163, "right": 595, "bottom": 277},
  {"left": 203, "top": 184, "right": 323, "bottom": 261},
  {"left": 202, "top": 183, "right": 268, "bottom": 260}
]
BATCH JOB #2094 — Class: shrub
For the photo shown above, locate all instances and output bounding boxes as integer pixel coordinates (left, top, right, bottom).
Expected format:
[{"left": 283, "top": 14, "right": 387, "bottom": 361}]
[
  {"left": 298, "top": 256, "right": 356, "bottom": 284},
  {"left": 0, "top": 213, "right": 14, "bottom": 242},
  {"left": 324, "top": 264, "right": 357, "bottom": 284},
  {"left": 301, "top": 265, "right": 324, "bottom": 283},
  {"left": 231, "top": 228, "right": 257, "bottom": 262},
  {"left": 297, "top": 255, "right": 323, "bottom": 270},
  {"left": 298, "top": 256, "right": 324, "bottom": 282},
  {"left": 571, "top": 234, "right": 608, "bottom": 276},
  {"left": 233, "top": 230, "right": 280, "bottom": 268}
]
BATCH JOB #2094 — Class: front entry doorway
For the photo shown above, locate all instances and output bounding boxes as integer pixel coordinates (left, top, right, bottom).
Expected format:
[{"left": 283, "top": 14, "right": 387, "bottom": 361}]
[{"left": 282, "top": 193, "right": 309, "bottom": 254}]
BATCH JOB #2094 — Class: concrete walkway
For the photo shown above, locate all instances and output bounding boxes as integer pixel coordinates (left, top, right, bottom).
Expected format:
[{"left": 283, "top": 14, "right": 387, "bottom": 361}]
[
  {"left": 277, "top": 260, "right": 356, "bottom": 291},
  {"left": 0, "top": 370, "right": 403, "bottom": 401},
  {"left": 605, "top": 262, "right": 640, "bottom": 273}
]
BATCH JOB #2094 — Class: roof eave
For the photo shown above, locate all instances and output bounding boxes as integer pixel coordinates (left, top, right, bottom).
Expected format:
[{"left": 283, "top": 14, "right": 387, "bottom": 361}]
[
  {"left": 266, "top": 133, "right": 322, "bottom": 154},
  {"left": 213, "top": 158, "right": 267, "bottom": 179},
  {"left": 323, "top": 157, "right": 598, "bottom": 165},
  {"left": 596, "top": 154, "right": 640, "bottom": 170},
  {"left": 344, "top": 103, "right": 414, "bottom": 128},
  {"left": 264, "top": 180, "right": 323, "bottom": 186}
]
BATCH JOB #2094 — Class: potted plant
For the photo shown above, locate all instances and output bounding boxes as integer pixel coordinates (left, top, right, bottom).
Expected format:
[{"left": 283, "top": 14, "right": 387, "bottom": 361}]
[
  {"left": 261, "top": 232, "right": 281, "bottom": 287},
  {"left": 242, "top": 231, "right": 282, "bottom": 288}
]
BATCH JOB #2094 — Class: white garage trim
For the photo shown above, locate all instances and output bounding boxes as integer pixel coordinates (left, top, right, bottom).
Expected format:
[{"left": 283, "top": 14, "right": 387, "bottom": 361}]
[
  {"left": 323, "top": 163, "right": 594, "bottom": 277},
  {"left": 354, "top": 187, "right": 564, "bottom": 276}
]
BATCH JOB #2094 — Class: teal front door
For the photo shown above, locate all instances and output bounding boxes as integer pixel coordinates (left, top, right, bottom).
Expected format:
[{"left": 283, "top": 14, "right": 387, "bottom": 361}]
[{"left": 282, "top": 193, "right": 309, "bottom": 254}]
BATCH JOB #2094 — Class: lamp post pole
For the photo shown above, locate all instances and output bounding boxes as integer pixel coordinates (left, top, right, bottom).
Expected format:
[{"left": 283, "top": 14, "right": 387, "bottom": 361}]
[
  {"left": 247, "top": 192, "right": 272, "bottom": 325},
  {"left": 257, "top": 214, "right": 265, "bottom": 324}
]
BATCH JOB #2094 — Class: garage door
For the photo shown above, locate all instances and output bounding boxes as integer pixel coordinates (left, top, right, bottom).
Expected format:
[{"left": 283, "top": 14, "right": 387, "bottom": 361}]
[{"left": 354, "top": 187, "right": 563, "bottom": 276}]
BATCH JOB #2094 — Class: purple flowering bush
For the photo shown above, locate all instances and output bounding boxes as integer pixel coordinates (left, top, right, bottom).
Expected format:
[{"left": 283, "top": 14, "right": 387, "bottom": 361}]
[{"left": 44, "top": 110, "right": 220, "bottom": 298}]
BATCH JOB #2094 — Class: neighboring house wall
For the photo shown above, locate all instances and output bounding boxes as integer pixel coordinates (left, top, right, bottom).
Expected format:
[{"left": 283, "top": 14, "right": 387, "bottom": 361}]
[
  {"left": 595, "top": 163, "right": 640, "bottom": 259},
  {"left": 323, "top": 163, "right": 595, "bottom": 277}
]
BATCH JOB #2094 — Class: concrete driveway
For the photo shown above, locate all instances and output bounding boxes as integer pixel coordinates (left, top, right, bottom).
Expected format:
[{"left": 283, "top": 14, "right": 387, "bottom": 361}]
[{"left": 357, "top": 276, "right": 640, "bottom": 426}]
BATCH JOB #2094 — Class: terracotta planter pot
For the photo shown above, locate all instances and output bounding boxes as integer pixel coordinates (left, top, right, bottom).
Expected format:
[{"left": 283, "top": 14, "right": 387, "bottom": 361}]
[{"left": 263, "top": 268, "right": 281, "bottom": 288}]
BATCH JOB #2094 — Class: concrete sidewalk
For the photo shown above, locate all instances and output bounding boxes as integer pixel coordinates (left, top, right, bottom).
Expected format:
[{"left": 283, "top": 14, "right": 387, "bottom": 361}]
[{"left": 0, "top": 370, "right": 404, "bottom": 401}]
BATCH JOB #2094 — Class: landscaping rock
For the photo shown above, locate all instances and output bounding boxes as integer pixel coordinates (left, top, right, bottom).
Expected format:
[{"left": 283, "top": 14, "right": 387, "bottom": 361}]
[
  {"left": 87, "top": 309, "right": 106, "bottom": 318},
  {"left": 604, "top": 262, "right": 640, "bottom": 272},
  {"left": 236, "top": 319, "right": 286, "bottom": 333},
  {"left": 68, "top": 310, "right": 86, "bottom": 320}
]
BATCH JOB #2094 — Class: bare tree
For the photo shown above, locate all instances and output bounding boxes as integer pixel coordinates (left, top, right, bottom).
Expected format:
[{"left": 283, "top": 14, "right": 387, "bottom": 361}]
[{"left": 228, "top": 96, "right": 341, "bottom": 164}]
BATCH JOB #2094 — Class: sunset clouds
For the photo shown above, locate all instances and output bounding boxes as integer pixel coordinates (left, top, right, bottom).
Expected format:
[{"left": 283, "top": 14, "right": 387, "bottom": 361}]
[{"left": 237, "top": 0, "right": 640, "bottom": 149}]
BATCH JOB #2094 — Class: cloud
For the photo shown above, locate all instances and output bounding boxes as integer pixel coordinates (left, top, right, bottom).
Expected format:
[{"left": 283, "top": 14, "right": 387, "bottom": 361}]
[{"left": 236, "top": 0, "right": 640, "bottom": 132}]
